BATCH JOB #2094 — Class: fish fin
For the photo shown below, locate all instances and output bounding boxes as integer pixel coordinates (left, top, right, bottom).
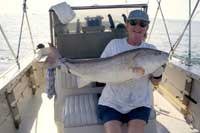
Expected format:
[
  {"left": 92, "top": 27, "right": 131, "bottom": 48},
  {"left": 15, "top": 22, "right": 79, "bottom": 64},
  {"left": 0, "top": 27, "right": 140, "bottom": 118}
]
[
  {"left": 131, "top": 66, "right": 145, "bottom": 76},
  {"left": 77, "top": 77, "right": 92, "bottom": 88}
]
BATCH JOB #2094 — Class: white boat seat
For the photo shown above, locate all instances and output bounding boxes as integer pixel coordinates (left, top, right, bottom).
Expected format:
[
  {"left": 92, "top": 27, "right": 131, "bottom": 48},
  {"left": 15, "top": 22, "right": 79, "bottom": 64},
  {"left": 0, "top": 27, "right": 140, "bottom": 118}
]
[
  {"left": 64, "top": 94, "right": 101, "bottom": 127},
  {"left": 63, "top": 93, "right": 156, "bottom": 128}
]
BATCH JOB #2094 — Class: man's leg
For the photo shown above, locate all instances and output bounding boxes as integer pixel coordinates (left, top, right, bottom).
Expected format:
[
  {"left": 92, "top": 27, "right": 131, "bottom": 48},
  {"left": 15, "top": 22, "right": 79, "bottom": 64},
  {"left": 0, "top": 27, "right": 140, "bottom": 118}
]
[
  {"left": 128, "top": 119, "right": 146, "bottom": 133},
  {"left": 104, "top": 120, "right": 122, "bottom": 133},
  {"left": 97, "top": 105, "right": 123, "bottom": 133},
  {"left": 126, "top": 107, "right": 151, "bottom": 133}
]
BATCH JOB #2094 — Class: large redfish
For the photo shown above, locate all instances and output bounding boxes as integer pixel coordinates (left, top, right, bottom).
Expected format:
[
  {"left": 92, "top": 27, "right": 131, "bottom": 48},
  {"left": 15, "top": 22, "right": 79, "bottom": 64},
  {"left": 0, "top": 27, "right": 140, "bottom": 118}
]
[{"left": 62, "top": 48, "right": 168, "bottom": 83}]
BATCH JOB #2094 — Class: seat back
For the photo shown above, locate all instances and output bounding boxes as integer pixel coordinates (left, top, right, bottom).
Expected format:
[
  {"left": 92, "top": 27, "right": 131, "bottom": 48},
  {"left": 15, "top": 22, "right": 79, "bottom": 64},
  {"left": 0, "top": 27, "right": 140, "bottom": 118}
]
[{"left": 56, "top": 30, "right": 126, "bottom": 59}]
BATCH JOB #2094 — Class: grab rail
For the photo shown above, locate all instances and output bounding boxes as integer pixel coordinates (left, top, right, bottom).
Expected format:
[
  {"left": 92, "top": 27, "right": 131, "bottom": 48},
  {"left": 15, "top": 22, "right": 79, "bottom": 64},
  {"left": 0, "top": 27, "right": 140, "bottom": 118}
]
[{"left": 71, "top": 4, "right": 148, "bottom": 11}]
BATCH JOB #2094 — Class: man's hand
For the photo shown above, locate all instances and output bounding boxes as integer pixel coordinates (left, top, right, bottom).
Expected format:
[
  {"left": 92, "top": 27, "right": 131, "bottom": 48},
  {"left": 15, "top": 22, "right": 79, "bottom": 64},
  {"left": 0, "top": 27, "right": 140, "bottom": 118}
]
[
  {"left": 150, "top": 67, "right": 164, "bottom": 86},
  {"left": 150, "top": 75, "right": 162, "bottom": 86},
  {"left": 132, "top": 66, "right": 145, "bottom": 75}
]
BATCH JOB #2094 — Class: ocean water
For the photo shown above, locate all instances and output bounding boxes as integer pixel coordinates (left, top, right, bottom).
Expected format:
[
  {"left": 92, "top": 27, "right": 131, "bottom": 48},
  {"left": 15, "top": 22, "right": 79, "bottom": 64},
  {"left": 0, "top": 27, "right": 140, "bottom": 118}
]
[
  {"left": 148, "top": 19, "right": 200, "bottom": 65},
  {"left": 0, "top": 14, "right": 50, "bottom": 74},
  {"left": 0, "top": 13, "right": 200, "bottom": 75}
]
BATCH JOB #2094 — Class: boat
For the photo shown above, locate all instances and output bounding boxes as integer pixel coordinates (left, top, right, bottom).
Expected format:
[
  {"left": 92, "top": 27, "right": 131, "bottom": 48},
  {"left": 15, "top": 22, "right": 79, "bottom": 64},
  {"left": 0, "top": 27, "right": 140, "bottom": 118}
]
[{"left": 0, "top": 1, "right": 200, "bottom": 133}]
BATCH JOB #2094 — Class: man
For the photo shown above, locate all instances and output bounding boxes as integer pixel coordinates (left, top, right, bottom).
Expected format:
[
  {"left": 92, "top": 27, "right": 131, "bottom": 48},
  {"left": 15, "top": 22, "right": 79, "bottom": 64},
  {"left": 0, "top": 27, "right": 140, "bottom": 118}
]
[
  {"left": 46, "top": 9, "right": 163, "bottom": 133},
  {"left": 97, "top": 10, "right": 163, "bottom": 133}
]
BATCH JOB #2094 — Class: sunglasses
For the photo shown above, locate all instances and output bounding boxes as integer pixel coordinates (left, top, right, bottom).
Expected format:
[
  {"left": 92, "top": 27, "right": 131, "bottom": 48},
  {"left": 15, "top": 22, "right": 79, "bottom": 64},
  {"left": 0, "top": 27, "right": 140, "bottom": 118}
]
[{"left": 128, "top": 20, "right": 149, "bottom": 28}]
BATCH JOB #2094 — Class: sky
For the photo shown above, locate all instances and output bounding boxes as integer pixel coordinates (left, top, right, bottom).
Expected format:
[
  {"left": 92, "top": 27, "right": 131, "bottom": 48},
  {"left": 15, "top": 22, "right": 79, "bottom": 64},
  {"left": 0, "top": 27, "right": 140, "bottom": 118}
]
[{"left": 0, "top": 0, "right": 199, "bottom": 21}]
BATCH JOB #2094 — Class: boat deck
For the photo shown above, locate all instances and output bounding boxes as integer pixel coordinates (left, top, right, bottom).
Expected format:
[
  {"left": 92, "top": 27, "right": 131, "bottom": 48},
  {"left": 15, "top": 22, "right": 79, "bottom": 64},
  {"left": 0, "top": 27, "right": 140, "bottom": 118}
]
[
  {"left": 0, "top": 55, "right": 56, "bottom": 133},
  {"left": 154, "top": 90, "right": 199, "bottom": 133},
  {"left": 16, "top": 88, "right": 199, "bottom": 133},
  {"left": 16, "top": 89, "right": 58, "bottom": 133}
]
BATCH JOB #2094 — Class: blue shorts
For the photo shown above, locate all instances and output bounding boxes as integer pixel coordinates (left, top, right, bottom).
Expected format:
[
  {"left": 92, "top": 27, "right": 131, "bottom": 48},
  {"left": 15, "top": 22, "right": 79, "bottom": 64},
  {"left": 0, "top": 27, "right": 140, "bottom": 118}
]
[{"left": 97, "top": 105, "right": 151, "bottom": 124}]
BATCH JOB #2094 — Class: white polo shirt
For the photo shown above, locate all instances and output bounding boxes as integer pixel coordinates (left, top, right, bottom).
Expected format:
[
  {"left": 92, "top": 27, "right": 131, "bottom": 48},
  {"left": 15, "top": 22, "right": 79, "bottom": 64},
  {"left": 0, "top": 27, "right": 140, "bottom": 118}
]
[{"left": 98, "top": 38, "right": 156, "bottom": 114}]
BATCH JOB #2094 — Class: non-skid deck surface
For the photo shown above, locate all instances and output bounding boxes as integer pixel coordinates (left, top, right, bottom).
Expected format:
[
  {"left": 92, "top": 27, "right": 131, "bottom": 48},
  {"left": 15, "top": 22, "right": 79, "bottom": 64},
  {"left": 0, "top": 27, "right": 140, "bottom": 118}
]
[
  {"left": 154, "top": 91, "right": 199, "bottom": 133},
  {"left": 16, "top": 91, "right": 58, "bottom": 133}
]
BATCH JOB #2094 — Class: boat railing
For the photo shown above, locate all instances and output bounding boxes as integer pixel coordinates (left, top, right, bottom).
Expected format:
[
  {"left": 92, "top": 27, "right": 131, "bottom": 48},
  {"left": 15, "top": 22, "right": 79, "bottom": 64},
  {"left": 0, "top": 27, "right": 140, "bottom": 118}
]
[{"left": 70, "top": 4, "right": 148, "bottom": 10}]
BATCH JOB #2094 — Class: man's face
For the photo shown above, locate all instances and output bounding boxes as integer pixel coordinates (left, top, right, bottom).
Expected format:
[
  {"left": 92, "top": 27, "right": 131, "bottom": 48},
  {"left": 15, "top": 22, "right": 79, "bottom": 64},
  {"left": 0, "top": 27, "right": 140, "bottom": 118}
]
[{"left": 126, "top": 19, "right": 149, "bottom": 42}]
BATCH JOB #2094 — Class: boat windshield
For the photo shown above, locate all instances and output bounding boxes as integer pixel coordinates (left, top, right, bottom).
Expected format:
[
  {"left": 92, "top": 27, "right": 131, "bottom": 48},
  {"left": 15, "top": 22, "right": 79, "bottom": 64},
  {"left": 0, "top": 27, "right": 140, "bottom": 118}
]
[{"left": 65, "top": 4, "right": 148, "bottom": 33}]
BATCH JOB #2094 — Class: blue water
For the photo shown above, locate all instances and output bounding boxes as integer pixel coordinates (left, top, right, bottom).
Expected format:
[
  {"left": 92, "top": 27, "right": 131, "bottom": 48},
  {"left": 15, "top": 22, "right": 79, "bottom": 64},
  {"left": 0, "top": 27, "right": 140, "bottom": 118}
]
[
  {"left": 148, "top": 19, "right": 200, "bottom": 66},
  {"left": 0, "top": 14, "right": 200, "bottom": 74},
  {"left": 0, "top": 14, "right": 50, "bottom": 74}
]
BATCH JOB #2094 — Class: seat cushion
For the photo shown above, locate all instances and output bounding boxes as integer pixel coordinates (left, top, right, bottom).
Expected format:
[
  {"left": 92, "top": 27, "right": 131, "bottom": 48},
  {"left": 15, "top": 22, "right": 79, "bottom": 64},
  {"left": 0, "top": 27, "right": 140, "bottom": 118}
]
[
  {"left": 63, "top": 93, "right": 156, "bottom": 128},
  {"left": 64, "top": 94, "right": 100, "bottom": 127}
]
